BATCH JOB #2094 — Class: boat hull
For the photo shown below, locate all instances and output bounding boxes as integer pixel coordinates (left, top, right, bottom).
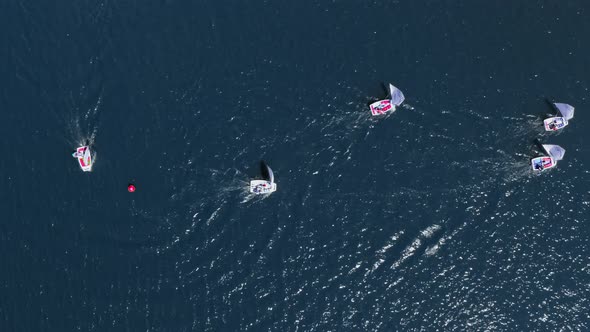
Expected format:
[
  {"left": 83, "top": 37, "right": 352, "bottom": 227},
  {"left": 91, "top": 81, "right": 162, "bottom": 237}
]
[
  {"left": 543, "top": 117, "right": 568, "bottom": 131},
  {"left": 249, "top": 180, "right": 277, "bottom": 194},
  {"left": 73, "top": 146, "right": 92, "bottom": 172},
  {"left": 531, "top": 156, "right": 555, "bottom": 172},
  {"left": 370, "top": 100, "right": 395, "bottom": 116}
]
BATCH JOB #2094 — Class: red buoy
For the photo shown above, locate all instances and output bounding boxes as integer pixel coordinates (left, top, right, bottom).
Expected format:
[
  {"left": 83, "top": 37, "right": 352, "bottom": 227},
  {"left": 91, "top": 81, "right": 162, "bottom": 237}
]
[{"left": 127, "top": 184, "right": 136, "bottom": 193}]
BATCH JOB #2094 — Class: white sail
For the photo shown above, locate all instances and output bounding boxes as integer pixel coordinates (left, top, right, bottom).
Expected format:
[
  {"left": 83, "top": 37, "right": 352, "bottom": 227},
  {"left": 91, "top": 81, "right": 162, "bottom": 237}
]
[
  {"left": 83, "top": 147, "right": 91, "bottom": 161},
  {"left": 267, "top": 165, "right": 275, "bottom": 184},
  {"left": 554, "top": 103, "right": 574, "bottom": 120},
  {"left": 389, "top": 84, "right": 405, "bottom": 106},
  {"left": 542, "top": 144, "right": 565, "bottom": 161}
]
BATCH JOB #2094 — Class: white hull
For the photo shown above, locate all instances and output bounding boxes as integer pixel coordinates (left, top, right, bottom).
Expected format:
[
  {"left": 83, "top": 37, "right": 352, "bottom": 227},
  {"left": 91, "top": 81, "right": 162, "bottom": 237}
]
[
  {"left": 73, "top": 146, "right": 93, "bottom": 172},
  {"left": 543, "top": 117, "right": 568, "bottom": 131},
  {"left": 531, "top": 156, "right": 555, "bottom": 172},
  {"left": 369, "top": 100, "right": 395, "bottom": 116},
  {"left": 249, "top": 180, "right": 277, "bottom": 194}
]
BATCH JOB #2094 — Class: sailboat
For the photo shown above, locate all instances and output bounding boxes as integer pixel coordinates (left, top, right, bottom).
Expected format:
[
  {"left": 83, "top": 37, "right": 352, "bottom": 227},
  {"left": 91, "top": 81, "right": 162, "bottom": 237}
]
[
  {"left": 531, "top": 144, "right": 565, "bottom": 172},
  {"left": 249, "top": 161, "right": 277, "bottom": 194},
  {"left": 72, "top": 146, "right": 93, "bottom": 172},
  {"left": 369, "top": 83, "right": 405, "bottom": 116},
  {"left": 544, "top": 103, "right": 574, "bottom": 131}
]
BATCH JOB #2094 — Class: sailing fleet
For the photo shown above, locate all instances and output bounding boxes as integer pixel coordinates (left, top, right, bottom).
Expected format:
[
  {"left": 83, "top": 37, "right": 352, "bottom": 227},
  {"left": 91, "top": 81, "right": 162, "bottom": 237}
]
[
  {"left": 71, "top": 83, "right": 578, "bottom": 188},
  {"left": 532, "top": 102, "right": 575, "bottom": 172}
]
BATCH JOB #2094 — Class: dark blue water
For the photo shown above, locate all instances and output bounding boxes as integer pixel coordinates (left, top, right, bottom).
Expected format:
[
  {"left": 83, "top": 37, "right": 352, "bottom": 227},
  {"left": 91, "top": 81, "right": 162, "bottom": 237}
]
[{"left": 2, "top": 1, "right": 590, "bottom": 331}]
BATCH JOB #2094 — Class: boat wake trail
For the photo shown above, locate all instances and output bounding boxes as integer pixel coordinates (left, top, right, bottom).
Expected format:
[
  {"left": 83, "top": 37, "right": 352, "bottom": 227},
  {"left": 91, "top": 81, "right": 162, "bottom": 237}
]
[{"left": 58, "top": 89, "right": 104, "bottom": 149}]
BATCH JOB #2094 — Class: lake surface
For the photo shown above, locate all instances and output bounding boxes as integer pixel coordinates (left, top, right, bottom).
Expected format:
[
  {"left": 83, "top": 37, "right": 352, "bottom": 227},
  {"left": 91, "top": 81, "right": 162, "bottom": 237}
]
[{"left": 1, "top": 1, "right": 589, "bottom": 331}]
